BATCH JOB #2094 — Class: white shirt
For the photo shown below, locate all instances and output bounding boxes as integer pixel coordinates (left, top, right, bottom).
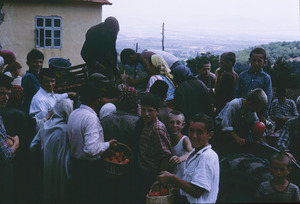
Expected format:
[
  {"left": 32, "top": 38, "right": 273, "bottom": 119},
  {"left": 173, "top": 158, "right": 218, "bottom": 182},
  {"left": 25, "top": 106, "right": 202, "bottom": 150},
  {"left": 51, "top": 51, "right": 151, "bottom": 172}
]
[
  {"left": 30, "top": 88, "right": 68, "bottom": 119},
  {"left": 67, "top": 104, "right": 110, "bottom": 160},
  {"left": 149, "top": 50, "right": 178, "bottom": 68},
  {"left": 180, "top": 145, "right": 220, "bottom": 203}
]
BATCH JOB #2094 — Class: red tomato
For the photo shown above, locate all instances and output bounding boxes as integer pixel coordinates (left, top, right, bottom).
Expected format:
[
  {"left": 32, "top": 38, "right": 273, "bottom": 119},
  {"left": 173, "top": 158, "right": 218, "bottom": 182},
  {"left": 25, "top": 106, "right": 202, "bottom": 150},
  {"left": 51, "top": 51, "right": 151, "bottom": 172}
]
[
  {"left": 148, "top": 192, "right": 155, "bottom": 196},
  {"left": 253, "top": 122, "right": 266, "bottom": 136},
  {"left": 153, "top": 192, "right": 160, "bottom": 196},
  {"left": 160, "top": 186, "right": 168, "bottom": 195}
]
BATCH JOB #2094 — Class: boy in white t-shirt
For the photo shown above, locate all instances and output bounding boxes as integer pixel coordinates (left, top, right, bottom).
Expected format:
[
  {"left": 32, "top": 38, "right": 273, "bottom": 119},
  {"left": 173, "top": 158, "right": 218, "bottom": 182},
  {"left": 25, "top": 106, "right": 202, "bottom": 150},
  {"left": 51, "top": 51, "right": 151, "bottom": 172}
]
[
  {"left": 167, "top": 110, "right": 193, "bottom": 179},
  {"left": 158, "top": 113, "right": 220, "bottom": 203}
]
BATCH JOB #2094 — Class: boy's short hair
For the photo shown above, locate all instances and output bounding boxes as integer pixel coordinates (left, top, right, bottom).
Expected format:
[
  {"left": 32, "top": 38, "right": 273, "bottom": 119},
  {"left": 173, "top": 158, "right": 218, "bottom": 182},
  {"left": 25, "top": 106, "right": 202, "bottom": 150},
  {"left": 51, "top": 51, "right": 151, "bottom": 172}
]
[
  {"left": 196, "top": 58, "right": 211, "bottom": 69},
  {"left": 250, "top": 47, "right": 267, "bottom": 60},
  {"left": 220, "top": 52, "right": 236, "bottom": 65},
  {"left": 270, "top": 152, "right": 292, "bottom": 168},
  {"left": 149, "top": 80, "right": 168, "bottom": 101},
  {"left": 79, "top": 82, "right": 102, "bottom": 106},
  {"left": 190, "top": 113, "right": 214, "bottom": 132},
  {"left": 0, "top": 73, "right": 13, "bottom": 90},
  {"left": 168, "top": 110, "right": 185, "bottom": 121},
  {"left": 39, "top": 68, "right": 56, "bottom": 79},
  {"left": 26, "top": 49, "right": 44, "bottom": 62},
  {"left": 140, "top": 93, "right": 161, "bottom": 109},
  {"left": 120, "top": 48, "right": 135, "bottom": 64},
  {"left": 246, "top": 88, "right": 268, "bottom": 108}
]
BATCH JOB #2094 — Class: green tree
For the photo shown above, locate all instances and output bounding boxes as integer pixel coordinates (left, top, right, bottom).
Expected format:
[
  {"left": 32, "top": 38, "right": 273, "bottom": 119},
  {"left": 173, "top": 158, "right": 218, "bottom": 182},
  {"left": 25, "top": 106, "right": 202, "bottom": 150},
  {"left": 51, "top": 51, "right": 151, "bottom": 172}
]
[{"left": 186, "top": 52, "right": 219, "bottom": 75}]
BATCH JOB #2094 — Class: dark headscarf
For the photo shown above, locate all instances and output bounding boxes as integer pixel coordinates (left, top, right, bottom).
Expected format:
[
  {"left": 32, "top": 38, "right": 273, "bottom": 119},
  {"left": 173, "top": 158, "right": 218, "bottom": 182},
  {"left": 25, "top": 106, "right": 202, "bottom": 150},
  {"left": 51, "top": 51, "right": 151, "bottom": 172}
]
[
  {"left": 104, "top": 16, "right": 119, "bottom": 36},
  {"left": 118, "top": 86, "right": 138, "bottom": 112},
  {"left": 6, "top": 85, "right": 24, "bottom": 110}
]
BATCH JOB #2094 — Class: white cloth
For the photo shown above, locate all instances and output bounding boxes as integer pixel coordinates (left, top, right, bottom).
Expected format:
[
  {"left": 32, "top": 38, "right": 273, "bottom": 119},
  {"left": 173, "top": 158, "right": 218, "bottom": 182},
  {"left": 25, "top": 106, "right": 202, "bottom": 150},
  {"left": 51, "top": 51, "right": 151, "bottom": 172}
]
[
  {"left": 180, "top": 145, "right": 220, "bottom": 204},
  {"left": 4, "top": 72, "right": 22, "bottom": 86},
  {"left": 30, "top": 99, "right": 73, "bottom": 200},
  {"left": 4, "top": 71, "right": 12, "bottom": 77},
  {"left": 99, "top": 103, "right": 116, "bottom": 120},
  {"left": 67, "top": 104, "right": 110, "bottom": 160},
  {"left": 149, "top": 50, "right": 178, "bottom": 68},
  {"left": 172, "top": 135, "right": 189, "bottom": 179},
  {"left": 146, "top": 75, "right": 163, "bottom": 92},
  {"left": 30, "top": 88, "right": 68, "bottom": 119}
]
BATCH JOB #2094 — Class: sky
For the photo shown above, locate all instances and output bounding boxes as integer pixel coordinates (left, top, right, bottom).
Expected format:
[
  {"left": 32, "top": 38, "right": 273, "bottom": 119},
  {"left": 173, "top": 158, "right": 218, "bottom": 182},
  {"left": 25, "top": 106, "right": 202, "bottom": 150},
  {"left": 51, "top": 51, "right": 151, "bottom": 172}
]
[{"left": 102, "top": 0, "right": 300, "bottom": 41}]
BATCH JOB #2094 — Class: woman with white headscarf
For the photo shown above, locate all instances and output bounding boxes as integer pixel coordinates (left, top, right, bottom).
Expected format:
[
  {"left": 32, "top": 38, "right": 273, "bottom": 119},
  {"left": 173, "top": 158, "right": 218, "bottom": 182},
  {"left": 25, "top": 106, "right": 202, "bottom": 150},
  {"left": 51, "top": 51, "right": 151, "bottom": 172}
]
[
  {"left": 146, "top": 54, "right": 177, "bottom": 103},
  {"left": 30, "top": 98, "right": 74, "bottom": 203}
]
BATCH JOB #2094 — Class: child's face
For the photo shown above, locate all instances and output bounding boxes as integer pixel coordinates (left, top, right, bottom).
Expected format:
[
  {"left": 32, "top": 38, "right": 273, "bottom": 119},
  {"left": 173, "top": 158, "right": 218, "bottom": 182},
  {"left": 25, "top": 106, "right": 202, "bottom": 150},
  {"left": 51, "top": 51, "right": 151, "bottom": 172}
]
[
  {"left": 141, "top": 105, "right": 158, "bottom": 124},
  {"left": 188, "top": 121, "right": 212, "bottom": 150},
  {"left": 270, "top": 160, "right": 290, "bottom": 180},
  {"left": 27, "top": 59, "right": 44, "bottom": 73},
  {"left": 199, "top": 64, "right": 211, "bottom": 78},
  {"left": 167, "top": 114, "right": 185, "bottom": 135},
  {"left": 249, "top": 53, "right": 265, "bottom": 72}
]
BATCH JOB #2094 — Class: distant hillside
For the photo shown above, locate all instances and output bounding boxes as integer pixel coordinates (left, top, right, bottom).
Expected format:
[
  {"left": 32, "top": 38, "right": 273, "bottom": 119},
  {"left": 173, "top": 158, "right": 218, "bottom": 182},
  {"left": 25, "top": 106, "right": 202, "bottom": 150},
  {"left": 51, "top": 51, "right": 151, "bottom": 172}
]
[{"left": 234, "top": 41, "right": 300, "bottom": 72}]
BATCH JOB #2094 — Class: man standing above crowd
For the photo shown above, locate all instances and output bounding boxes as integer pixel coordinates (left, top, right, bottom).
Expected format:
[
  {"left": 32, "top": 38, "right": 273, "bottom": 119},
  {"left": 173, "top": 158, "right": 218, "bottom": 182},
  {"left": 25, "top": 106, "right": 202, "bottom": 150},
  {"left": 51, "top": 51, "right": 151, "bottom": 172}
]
[{"left": 81, "top": 16, "right": 120, "bottom": 85}]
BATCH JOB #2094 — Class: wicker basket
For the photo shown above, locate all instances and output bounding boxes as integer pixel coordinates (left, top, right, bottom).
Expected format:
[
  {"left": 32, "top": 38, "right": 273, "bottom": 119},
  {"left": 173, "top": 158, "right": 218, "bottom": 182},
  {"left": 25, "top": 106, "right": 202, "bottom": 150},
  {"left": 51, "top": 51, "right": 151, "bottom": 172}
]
[
  {"left": 146, "top": 182, "right": 173, "bottom": 204},
  {"left": 102, "top": 143, "right": 133, "bottom": 178}
]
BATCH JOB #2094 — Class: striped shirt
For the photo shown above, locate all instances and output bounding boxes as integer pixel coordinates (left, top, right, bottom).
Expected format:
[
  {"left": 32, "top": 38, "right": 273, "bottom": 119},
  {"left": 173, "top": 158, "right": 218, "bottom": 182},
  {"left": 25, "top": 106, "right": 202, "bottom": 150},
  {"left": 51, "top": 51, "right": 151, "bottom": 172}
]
[
  {"left": 256, "top": 180, "right": 300, "bottom": 202},
  {"left": 138, "top": 117, "right": 172, "bottom": 174},
  {"left": 270, "top": 98, "right": 298, "bottom": 120}
]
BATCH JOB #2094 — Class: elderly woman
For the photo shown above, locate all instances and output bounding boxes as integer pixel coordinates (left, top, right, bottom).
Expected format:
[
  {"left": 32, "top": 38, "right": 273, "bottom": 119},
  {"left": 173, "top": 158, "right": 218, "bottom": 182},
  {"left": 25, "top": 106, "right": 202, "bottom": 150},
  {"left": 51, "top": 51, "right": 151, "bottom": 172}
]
[
  {"left": 146, "top": 54, "right": 177, "bottom": 103},
  {"left": 30, "top": 98, "right": 74, "bottom": 203}
]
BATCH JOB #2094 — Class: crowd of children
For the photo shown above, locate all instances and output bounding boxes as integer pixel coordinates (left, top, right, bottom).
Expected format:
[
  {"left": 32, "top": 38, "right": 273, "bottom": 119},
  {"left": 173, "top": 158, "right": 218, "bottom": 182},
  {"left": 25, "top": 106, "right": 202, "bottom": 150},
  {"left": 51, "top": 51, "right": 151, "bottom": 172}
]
[{"left": 1, "top": 37, "right": 300, "bottom": 203}]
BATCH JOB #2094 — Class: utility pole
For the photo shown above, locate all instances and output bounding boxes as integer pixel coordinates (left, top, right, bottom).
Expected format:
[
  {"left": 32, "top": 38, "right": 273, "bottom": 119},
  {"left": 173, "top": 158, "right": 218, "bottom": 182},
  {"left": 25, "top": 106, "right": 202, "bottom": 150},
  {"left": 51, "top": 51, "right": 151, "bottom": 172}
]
[
  {"left": 162, "top": 23, "right": 165, "bottom": 51},
  {"left": 134, "top": 42, "right": 139, "bottom": 78}
]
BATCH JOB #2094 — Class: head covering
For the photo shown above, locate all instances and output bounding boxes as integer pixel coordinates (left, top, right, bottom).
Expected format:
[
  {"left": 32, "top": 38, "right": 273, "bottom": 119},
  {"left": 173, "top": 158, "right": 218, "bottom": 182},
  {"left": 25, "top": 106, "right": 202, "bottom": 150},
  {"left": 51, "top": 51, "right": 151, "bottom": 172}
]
[
  {"left": 151, "top": 54, "right": 173, "bottom": 79},
  {"left": 118, "top": 86, "right": 138, "bottom": 111},
  {"left": 104, "top": 16, "right": 119, "bottom": 35},
  {"left": 0, "top": 50, "right": 16, "bottom": 65},
  {"left": 53, "top": 98, "right": 74, "bottom": 122},
  {"left": 6, "top": 85, "right": 24, "bottom": 110},
  {"left": 99, "top": 103, "right": 116, "bottom": 120},
  {"left": 89, "top": 73, "right": 110, "bottom": 85},
  {"left": 171, "top": 64, "right": 194, "bottom": 84}
]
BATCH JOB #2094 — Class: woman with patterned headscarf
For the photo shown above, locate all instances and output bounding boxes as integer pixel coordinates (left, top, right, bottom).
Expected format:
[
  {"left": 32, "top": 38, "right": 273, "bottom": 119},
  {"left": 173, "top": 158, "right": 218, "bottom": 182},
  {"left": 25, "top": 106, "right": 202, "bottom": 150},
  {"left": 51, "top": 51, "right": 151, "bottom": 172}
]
[{"left": 146, "top": 54, "right": 177, "bottom": 103}]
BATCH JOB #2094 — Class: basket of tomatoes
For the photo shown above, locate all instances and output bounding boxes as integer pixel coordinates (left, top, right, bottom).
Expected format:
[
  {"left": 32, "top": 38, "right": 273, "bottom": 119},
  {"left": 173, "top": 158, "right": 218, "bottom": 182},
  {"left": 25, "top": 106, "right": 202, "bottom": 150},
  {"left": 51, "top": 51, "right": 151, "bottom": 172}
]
[
  {"left": 146, "top": 182, "right": 173, "bottom": 204},
  {"left": 102, "top": 143, "right": 133, "bottom": 178}
]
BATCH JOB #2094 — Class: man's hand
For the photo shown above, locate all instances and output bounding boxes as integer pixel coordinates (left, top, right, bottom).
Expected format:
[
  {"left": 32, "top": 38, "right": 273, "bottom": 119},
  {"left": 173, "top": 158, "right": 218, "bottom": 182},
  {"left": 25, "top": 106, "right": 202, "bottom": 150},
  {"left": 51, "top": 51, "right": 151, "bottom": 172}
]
[
  {"left": 108, "top": 139, "right": 118, "bottom": 148},
  {"left": 169, "top": 155, "right": 183, "bottom": 165},
  {"left": 158, "top": 171, "right": 175, "bottom": 185},
  {"left": 7, "top": 135, "right": 19, "bottom": 153},
  {"left": 67, "top": 92, "right": 77, "bottom": 99},
  {"left": 236, "top": 137, "right": 247, "bottom": 145}
]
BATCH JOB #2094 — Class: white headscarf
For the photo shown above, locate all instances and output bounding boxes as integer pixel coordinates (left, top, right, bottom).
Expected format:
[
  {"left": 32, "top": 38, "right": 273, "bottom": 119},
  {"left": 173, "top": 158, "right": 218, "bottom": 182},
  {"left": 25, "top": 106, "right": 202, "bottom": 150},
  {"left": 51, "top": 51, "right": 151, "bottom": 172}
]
[
  {"left": 151, "top": 54, "right": 173, "bottom": 79},
  {"left": 99, "top": 103, "right": 116, "bottom": 120}
]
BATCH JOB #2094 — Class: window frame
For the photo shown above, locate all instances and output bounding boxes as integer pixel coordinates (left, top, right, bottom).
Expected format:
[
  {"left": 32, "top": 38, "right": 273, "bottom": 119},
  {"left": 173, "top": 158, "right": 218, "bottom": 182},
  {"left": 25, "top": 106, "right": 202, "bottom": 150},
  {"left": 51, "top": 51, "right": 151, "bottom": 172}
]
[{"left": 35, "top": 16, "right": 62, "bottom": 48}]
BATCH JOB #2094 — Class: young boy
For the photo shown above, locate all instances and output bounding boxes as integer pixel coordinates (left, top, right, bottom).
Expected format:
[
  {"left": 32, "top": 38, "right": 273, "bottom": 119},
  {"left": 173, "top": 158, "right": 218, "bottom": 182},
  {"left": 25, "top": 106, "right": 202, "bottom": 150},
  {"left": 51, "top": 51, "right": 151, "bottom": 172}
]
[
  {"left": 137, "top": 93, "right": 173, "bottom": 203},
  {"left": 270, "top": 87, "right": 298, "bottom": 131},
  {"left": 214, "top": 52, "right": 239, "bottom": 114},
  {"left": 196, "top": 59, "right": 215, "bottom": 91},
  {"left": 158, "top": 113, "right": 219, "bottom": 204},
  {"left": 167, "top": 110, "right": 193, "bottom": 179},
  {"left": 216, "top": 88, "right": 267, "bottom": 151},
  {"left": 255, "top": 152, "right": 300, "bottom": 202},
  {"left": 21, "top": 49, "right": 44, "bottom": 114},
  {"left": 234, "top": 47, "right": 272, "bottom": 124}
]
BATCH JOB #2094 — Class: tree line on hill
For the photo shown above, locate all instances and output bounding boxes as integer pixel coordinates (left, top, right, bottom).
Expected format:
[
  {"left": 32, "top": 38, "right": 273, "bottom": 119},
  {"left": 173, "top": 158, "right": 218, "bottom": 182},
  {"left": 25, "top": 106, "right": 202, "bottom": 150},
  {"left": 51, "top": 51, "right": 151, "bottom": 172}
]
[{"left": 186, "top": 41, "right": 300, "bottom": 89}]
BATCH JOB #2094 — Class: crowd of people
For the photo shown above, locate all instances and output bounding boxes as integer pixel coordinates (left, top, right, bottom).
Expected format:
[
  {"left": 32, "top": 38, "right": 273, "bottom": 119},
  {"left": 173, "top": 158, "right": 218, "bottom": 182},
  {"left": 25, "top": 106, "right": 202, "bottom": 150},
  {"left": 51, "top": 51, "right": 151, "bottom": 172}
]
[{"left": 1, "top": 16, "right": 300, "bottom": 204}]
